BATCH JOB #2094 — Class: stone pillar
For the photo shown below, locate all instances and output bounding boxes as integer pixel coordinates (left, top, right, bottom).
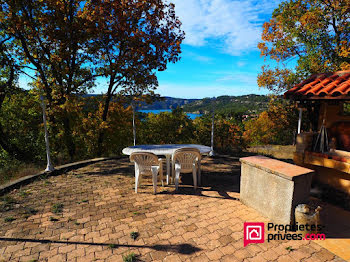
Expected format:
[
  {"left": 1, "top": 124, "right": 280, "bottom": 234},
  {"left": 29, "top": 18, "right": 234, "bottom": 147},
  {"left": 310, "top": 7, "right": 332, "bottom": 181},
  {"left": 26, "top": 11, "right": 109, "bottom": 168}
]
[{"left": 240, "top": 156, "right": 314, "bottom": 224}]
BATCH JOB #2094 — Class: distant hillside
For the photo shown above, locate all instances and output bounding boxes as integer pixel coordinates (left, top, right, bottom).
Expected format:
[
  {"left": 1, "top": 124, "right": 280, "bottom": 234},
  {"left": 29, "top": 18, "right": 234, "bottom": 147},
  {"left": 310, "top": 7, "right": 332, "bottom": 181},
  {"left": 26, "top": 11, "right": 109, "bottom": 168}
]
[
  {"left": 182, "top": 94, "right": 269, "bottom": 115},
  {"left": 85, "top": 93, "right": 269, "bottom": 114},
  {"left": 139, "top": 96, "right": 199, "bottom": 110},
  {"left": 84, "top": 94, "right": 199, "bottom": 110}
]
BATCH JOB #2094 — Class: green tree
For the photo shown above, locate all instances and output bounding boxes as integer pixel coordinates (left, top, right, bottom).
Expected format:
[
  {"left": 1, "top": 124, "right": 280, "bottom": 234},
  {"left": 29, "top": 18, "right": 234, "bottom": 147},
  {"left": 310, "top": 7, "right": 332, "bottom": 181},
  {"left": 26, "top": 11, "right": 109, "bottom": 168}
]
[
  {"left": 0, "top": 32, "right": 38, "bottom": 161},
  {"left": 193, "top": 114, "right": 245, "bottom": 153},
  {"left": 85, "top": 0, "right": 184, "bottom": 155},
  {"left": 0, "top": 90, "right": 44, "bottom": 163},
  {"left": 243, "top": 98, "right": 298, "bottom": 145},
  {"left": 139, "top": 109, "right": 195, "bottom": 145},
  {"left": 258, "top": 0, "right": 350, "bottom": 94},
  {"left": 0, "top": 0, "right": 100, "bottom": 160}
]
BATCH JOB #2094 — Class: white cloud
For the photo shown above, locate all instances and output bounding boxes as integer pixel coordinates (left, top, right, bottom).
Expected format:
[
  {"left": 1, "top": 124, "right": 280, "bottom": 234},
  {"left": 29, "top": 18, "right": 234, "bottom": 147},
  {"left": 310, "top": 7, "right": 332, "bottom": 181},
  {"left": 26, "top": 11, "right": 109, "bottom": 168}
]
[
  {"left": 216, "top": 72, "right": 257, "bottom": 85},
  {"left": 186, "top": 51, "right": 213, "bottom": 62},
  {"left": 171, "top": 0, "right": 282, "bottom": 55},
  {"left": 237, "top": 60, "right": 247, "bottom": 67}
]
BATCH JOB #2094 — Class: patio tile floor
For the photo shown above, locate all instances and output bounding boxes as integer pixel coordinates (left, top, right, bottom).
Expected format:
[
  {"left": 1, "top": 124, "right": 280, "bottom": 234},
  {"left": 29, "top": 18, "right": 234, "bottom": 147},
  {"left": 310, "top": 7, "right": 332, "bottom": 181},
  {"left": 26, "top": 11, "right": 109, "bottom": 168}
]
[{"left": 0, "top": 156, "right": 347, "bottom": 261}]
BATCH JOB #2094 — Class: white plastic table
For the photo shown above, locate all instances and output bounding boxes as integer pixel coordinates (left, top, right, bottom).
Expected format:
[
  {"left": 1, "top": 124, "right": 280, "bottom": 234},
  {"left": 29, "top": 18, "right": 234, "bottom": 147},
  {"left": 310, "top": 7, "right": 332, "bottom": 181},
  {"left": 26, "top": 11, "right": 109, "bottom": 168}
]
[{"left": 122, "top": 144, "right": 211, "bottom": 184}]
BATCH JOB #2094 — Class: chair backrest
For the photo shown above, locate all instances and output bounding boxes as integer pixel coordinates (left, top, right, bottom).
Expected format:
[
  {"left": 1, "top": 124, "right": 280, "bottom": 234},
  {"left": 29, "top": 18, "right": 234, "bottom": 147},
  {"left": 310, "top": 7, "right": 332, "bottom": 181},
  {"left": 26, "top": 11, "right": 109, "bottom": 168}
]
[
  {"left": 173, "top": 148, "right": 201, "bottom": 172},
  {"left": 130, "top": 152, "right": 159, "bottom": 173}
]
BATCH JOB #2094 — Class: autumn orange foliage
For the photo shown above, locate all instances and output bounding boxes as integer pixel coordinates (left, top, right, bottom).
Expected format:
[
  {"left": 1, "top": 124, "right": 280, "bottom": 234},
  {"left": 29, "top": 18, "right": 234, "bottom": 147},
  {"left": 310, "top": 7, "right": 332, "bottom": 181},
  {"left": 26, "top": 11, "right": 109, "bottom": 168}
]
[
  {"left": 243, "top": 98, "right": 298, "bottom": 145},
  {"left": 258, "top": 0, "right": 350, "bottom": 94}
]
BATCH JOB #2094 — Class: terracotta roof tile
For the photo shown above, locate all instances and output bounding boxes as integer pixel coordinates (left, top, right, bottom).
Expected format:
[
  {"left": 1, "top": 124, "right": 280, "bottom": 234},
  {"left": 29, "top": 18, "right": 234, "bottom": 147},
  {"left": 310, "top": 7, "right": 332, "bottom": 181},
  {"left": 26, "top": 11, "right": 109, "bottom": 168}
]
[{"left": 284, "top": 70, "right": 350, "bottom": 100}]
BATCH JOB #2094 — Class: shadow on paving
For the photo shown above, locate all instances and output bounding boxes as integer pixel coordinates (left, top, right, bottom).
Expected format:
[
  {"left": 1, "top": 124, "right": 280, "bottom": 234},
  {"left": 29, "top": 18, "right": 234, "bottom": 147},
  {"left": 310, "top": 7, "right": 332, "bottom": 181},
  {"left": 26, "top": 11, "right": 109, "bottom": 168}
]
[
  {"left": 0, "top": 237, "right": 201, "bottom": 255},
  {"left": 158, "top": 187, "right": 240, "bottom": 201}
]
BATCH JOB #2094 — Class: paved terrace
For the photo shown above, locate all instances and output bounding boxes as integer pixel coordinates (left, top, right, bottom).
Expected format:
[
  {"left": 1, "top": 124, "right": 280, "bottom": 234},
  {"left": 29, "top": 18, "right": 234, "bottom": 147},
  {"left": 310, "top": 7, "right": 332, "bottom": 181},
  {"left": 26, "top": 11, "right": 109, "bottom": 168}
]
[{"left": 0, "top": 156, "right": 347, "bottom": 262}]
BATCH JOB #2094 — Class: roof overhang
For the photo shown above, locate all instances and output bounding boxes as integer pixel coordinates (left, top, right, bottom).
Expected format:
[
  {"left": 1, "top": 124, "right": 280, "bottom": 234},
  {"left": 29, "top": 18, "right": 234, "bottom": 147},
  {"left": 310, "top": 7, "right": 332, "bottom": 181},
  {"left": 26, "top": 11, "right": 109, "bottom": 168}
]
[
  {"left": 284, "top": 70, "right": 350, "bottom": 101},
  {"left": 287, "top": 95, "right": 350, "bottom": 101}
]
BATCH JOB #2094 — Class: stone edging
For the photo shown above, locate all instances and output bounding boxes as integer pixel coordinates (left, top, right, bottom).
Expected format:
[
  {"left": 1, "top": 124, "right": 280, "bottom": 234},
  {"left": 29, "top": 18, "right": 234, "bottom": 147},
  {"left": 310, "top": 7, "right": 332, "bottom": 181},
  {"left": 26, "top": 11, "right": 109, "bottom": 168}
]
[{"left": 0, "top": 156, "right": 123, "bottom": 196}]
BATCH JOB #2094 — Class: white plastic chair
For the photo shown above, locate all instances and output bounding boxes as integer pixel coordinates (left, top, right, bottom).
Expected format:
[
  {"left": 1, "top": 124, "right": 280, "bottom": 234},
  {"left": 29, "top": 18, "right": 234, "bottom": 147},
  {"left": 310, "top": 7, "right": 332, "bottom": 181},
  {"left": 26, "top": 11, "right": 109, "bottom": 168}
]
[
  {"left": 172, "top": 148, "right": 201, "bottom": 191},
  {"left": 130, "top": 152, "right": 164, "bottom": 194}
]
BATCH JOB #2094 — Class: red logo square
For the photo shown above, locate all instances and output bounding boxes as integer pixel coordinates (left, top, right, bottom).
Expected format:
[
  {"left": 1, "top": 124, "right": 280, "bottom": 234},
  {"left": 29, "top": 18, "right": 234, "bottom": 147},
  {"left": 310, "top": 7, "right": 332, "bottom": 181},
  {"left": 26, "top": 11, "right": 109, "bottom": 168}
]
[{"left": 244, "top": 222, "right": 265, "bottom": 247}]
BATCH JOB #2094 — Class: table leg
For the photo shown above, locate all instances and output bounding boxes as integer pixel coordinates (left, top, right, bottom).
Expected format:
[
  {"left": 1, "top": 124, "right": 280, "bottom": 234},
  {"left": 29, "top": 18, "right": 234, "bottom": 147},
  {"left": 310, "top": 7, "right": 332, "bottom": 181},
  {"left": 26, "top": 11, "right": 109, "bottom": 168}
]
[
  {"left": 198, "top": 161, "right": 201, "bottom": 186},
  {"left": 166, "top": 155, "right": 170, "bottom": 185}
]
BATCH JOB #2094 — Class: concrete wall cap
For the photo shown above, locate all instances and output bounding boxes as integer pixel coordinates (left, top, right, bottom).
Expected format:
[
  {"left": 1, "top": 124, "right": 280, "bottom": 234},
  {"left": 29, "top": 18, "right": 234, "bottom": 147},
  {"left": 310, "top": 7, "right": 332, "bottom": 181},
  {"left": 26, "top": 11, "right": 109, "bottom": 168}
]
[{"left": 240, "top": 155, "right": 314, "bottom": 181}]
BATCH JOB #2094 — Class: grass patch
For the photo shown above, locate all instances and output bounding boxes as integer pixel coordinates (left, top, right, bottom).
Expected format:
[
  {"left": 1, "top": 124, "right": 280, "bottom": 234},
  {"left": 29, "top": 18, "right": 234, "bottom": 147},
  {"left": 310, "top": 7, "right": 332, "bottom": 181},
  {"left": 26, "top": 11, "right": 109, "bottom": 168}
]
[
  {"left": 247, "top": 145, "right": 295, "bottom": 160},
  {"left": 122, "top": 252, "right": 137, "bottom": 262},
  {"left": 44, "top": 180, "right": 52, "bottom": 185},
  {"left": 4, "top": 217, "right": 15, "bottom": 222},
  {"left": 24, "top": 207, "right": 38, "bottom": 215},
  {"left": 0, "top": 195, "right": 16, "bottom": 204},
  {"left": 108, "top": 244, "right": 117, "bottom": 249},
  {"left": 0, "top": 157, "right": 43, "bottom": 185},
  {"left": 52, "top": 203, "right": 64, "bottom": 213},
  {"left": 130, "top": 231, "right": 139, "bottom": 240},
  {"left": 19, "top": 190, "right": 31, "bottom": 198},
  {"left": 285, "top": 246, "right": 294, "bottom": 251},
  {"left": 0, "top": 196, "right": 16, "bottom": 211}
]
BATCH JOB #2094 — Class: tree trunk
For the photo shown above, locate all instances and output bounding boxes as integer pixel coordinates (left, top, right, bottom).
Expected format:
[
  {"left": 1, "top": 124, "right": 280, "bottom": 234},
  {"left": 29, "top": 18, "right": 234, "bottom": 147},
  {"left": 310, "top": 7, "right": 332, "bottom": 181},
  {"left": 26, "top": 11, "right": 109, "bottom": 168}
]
[
  {"left": 62, "top": 112, "right": 75, "bottom": 161},
  {"left": 97, "top": 91, "right": 113, "bottom": 157}
]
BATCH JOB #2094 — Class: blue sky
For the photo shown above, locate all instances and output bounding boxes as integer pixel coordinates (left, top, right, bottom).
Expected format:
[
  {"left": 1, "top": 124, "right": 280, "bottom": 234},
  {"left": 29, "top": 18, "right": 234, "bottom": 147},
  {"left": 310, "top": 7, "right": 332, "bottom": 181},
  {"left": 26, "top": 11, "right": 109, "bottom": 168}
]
[
  {"left": 19, "top": 0, "right": 284, "bottom": 99},
  {"left": 153, "top": 0, "right": 284, "bottom": 99}
]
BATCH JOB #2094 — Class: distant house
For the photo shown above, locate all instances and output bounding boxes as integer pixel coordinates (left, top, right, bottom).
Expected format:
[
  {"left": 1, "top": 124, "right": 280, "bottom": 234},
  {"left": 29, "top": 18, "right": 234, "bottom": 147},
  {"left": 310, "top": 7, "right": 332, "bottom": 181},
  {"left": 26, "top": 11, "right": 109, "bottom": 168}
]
[{"left": 284, "top": 70, "right": 350, "bottom": 196}]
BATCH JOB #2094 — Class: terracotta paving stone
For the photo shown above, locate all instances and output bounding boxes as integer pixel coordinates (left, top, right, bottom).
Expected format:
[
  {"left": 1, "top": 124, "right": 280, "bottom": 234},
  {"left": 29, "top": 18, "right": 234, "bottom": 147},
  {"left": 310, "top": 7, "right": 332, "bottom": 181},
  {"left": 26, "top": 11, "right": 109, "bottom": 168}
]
[
  {"left": 276, "top": 254, "right": 296, "bottom": 262},
  {"left": 260, "top": 249, "right": 280, "bottom": 260},
  {"left": 18, "top": 253, "right": 40, "bottom": 262},
  {"left": 94, "top": 248, "right": 113, "bottom": 259},
  {"left": 206, "top": 230, "right": 221, "bottom": 240},
  {"left": 233, "top": 248, "right": 254, "bottom": 260},
  {"left": 164, "top": 254, "right": 182, "bottom": 262},
  {"left": 311, "top": 249, "right": 336, "bottom": 262},
  {"left": 218, "top": 235, "right": 234, "bottom": 246},
  {"left": 39, "top": 248, "right": 59, "bottom": 260},
  {"left": 47, "top": 253, "right": 66, "bottom": 262},
  {"left": 218, "top": 244, "right": 236, "bottom": 255},
  {"left": 248, "top": 255, "right": 269, "bottom": 262},
  {"left": 58, "top": 243, "right": 76, "bottom": 254},
  {"left": 66, "top": 247, "right": 86, "bottom": 260},
  {"left": 245, "top": 243, "right": 263, "bottom": 256},
  {"left": 0, "top": 157, "right": 346, "bottom": 262},
  {"left": 221, "top": 254, "right": 241, "bottom": 261},
  {"left": 206, "top": 249, "right": 224, "bottom": 260}
]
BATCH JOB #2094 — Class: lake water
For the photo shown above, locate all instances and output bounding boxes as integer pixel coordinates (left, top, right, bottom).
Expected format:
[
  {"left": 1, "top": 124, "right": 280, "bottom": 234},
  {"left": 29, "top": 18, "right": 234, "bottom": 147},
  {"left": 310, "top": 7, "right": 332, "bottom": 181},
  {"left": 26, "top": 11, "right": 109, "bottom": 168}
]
[{"left": 138, "top": 109, "right": 202, "bottom": 120}]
